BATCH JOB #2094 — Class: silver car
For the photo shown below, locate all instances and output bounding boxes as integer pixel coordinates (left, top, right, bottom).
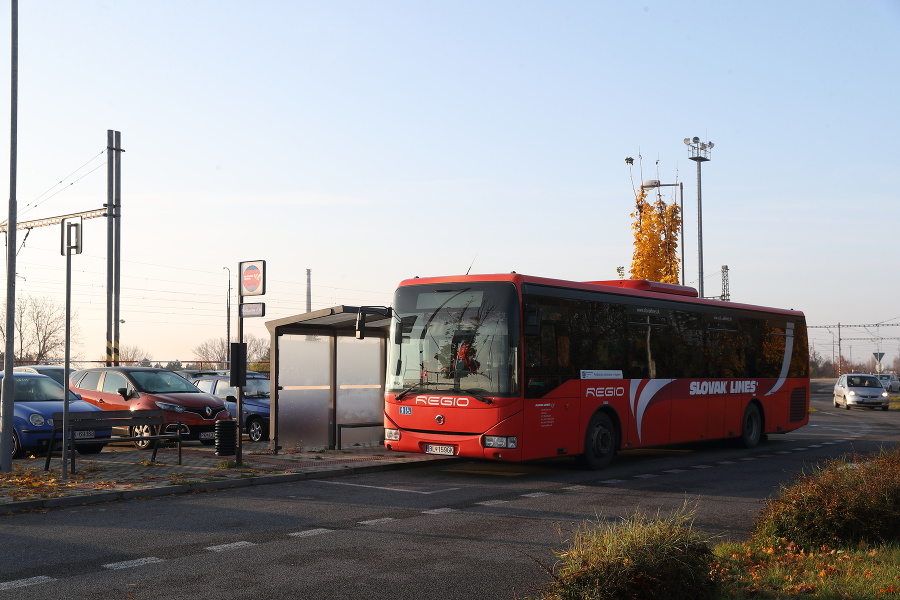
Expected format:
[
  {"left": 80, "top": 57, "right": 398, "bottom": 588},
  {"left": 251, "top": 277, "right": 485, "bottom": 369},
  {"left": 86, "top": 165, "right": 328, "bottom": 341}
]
[
  {"left": 833, "top": 374, "right": 890, "bottom": 410},
  {"left": 876, "top": 373, "right": 900, "bottom": 393}
]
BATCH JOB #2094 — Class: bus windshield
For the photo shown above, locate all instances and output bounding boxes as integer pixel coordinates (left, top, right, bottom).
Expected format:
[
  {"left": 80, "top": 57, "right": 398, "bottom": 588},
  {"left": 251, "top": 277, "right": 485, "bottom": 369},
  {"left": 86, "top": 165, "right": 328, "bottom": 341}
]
[{"left": 386, "top": 282, "right": 519, "bottom": 397}]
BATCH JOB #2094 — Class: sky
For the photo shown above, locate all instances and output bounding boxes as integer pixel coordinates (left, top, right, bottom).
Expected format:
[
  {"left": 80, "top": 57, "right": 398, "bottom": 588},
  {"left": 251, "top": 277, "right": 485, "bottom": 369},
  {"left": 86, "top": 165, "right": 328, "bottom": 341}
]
[{"left": 0, "top": 1, "right": 897, "bottom": 369}]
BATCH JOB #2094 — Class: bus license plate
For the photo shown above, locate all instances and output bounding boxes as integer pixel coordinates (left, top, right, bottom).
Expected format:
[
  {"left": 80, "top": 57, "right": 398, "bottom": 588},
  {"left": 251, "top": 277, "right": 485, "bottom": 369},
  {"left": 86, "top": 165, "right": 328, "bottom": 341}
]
[
  {"left": 199, "top": 431, "right": 215, "bottom": 440},
  {"left": 425, "top": 444, "right": 455, "bottom": 456},
  {"left": 74, "top": 430, "right": 95, "bottom": 439}
]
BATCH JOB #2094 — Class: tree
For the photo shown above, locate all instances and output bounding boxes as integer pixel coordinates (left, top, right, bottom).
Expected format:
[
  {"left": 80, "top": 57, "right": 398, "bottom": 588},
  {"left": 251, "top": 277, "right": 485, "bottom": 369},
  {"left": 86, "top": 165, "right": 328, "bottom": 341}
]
[
  {"left": 629, "top": 187, "right": 681, "bottom": 284},
  {"left": 194, "top": 334, "right": 269, "bottom": 363},
  {"left": 0, "top": 295, "right": 76, "bottom": 363}
]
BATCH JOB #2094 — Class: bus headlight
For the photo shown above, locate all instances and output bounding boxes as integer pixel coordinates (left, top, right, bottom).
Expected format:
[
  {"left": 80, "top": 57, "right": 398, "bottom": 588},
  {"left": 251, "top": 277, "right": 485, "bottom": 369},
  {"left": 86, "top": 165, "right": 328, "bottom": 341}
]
[
  {"left": 385, "top": 428, "right": 400, "bottom": 441},
  {"left": 483, "top": 435, "right": 517, "bottom": 449}
]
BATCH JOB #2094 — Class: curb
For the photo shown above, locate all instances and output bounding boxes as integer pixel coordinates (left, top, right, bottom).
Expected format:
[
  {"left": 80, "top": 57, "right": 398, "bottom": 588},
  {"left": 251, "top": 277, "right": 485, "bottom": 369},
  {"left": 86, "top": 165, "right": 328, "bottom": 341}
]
[{"left": 1, "top": 456, "right": 458, "bottom": 515}]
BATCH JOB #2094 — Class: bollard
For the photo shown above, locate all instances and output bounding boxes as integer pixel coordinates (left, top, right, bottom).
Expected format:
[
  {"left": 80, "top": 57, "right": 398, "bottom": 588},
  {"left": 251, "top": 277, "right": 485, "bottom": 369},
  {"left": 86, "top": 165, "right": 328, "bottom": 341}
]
[{"left": 215, "top": 419, "right": 237, "bottom": 456}]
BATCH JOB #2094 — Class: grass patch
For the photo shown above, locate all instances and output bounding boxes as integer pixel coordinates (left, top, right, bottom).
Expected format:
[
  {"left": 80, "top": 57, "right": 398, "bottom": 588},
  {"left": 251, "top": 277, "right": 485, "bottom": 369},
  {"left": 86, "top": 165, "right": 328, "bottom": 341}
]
[{"left": 532, "top": 446, "right": 900, "bottom": 599}]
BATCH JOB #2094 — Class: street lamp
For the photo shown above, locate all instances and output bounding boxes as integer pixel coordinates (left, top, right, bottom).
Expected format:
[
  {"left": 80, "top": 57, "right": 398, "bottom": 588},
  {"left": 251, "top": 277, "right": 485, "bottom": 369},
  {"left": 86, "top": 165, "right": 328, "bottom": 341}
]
[
  {"left": 640, "top": 179, "right": 685, "bottom": 285},
  {"left": 223, "top": 267, "right": 231, "bottom": 364},
  {"left": 684, "top": 137, "right": 714, "bottom": 298}
]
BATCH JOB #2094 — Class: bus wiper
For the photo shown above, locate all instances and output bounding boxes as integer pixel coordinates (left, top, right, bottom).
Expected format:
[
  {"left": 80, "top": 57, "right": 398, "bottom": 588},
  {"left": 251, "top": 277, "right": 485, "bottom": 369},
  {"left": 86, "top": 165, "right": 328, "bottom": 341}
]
[
  {"left": 395, "top": 382, "right": 429, "bottom": 402},
  {"left": 449, "top": 388, "right": 493, "bottom": 405}
]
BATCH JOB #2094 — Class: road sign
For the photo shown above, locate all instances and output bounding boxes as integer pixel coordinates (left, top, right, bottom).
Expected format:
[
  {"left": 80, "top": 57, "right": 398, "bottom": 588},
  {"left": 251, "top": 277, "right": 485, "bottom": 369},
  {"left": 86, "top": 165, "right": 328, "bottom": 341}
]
[
  {"left": 874, "top": 352, "right": 885, "bottom": 363},
  {"left": 239, "top": 302, "right": 265, "bottom": 318},
  {"left": 239, "top": 260, "right": 266, "bottom": 297}
]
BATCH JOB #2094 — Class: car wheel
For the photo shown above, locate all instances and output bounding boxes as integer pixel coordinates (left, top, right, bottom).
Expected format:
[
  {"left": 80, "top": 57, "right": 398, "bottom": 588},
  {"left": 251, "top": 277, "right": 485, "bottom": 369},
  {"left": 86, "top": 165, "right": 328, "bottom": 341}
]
[
  {"left": 247, "top": 417, "right": 265, "bottom": 443},
  {"left": 833, "top": 395, "right": 839, "bottom": 407},
  {"left": 200, "top": 439, "right": 215, "bottom": 446},
  {"left": 882, "top": 406, "right": 889, "bottom": 411},
  {"left": 844, "top": 396, "right": 851, "bottom": 410},
  {"left": 738, "top": 403, "right": 763, "bottom": 449},
  {"left": 11, "top": 430, "right": 23, "bottom": 458},
  {"left": 131, "top": 424, "right": 157, "bottom": 449},
  {"left": 577, "top": 411, "right": 617, "bottom": 470},
  {"left": 77, "top": 443, "right": 106, "bottom": 455}
]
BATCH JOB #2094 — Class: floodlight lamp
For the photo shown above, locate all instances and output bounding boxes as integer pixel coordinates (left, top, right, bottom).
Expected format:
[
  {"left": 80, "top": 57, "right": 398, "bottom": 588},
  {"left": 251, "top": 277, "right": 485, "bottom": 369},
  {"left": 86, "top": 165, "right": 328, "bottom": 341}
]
[
  {"left": 699, "top": 143, "right": 707, "bottom": 150},
  {"left": 683, "top": 138, "right": 690, "bottom": 145},
  {"left": 625, "top": 156, "right": 634, "bottom": 165},
  {"left": 641, "top": 180, "right": 660, "bottom": 189},
  {"left": 708, "top": 142, "right": 714, "bottom": 149},
  {"left": 692, "top": 136, "right": 700, "bottom": 143}
]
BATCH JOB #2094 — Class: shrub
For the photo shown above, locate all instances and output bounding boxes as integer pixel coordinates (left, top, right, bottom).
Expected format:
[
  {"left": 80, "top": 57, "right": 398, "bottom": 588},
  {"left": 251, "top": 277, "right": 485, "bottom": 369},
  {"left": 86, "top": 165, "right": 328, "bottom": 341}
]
[
  {"left": 752, "top": 447, "right": 900, "bottom": 549},
  {"left": 537, "top": 506, "right": 718, "bottom": 600}
]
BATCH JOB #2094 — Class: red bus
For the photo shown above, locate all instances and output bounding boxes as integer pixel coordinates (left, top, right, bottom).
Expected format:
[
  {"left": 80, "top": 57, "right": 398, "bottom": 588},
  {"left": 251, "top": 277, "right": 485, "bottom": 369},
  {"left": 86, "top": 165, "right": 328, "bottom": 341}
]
[{"left": 381, "top": 273, "right": 809, "bottom": 468}]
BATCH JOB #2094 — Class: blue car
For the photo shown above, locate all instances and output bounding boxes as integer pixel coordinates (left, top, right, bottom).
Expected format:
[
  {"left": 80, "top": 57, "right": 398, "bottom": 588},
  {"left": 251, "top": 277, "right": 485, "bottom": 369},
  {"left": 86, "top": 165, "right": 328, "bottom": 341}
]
[
  {"left": 6, "top": 372, "right": 111, "bottom": 458},
  {"left": 190, "top": 375, "right": 270, "bottom": 442}
]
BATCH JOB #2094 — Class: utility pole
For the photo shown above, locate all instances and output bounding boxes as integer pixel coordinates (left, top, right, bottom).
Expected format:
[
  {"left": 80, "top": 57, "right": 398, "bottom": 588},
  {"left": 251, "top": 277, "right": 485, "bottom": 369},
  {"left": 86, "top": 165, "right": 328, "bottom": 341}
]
[
  {"left": 1, "top": 0, "right": 18, "bottom": 472},
  {"left": 306, "top": 269, "right": 312, "bottom": 312},
  {"left": 105, "top": 130, "right": 123, "bottom": 365}
]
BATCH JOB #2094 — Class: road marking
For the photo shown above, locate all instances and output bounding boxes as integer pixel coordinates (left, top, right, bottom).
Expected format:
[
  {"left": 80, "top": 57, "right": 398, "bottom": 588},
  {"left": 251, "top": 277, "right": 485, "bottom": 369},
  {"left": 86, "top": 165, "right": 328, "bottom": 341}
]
[
  {"left": 103, "top": 557, "right": 164, "bottom": 570},
  {"left": 422, "top": 508, "right": 456, "bottom": 514},
  {"left": 562, "top": 485, "right": 587, "bottom": 491},
  {"left": 521, "top": 492, "right": 550, "bottom": 497},
  {"left": 475, "top": 500, "right": 508, "bottom": 506},
  {"left": 663, "top": 469, "right": 686, "bottom": 473},
  {"left": 691, "top": 465, "right": 713, "bottom": 469},
  {"left": 600, "top": 479, "right": 625, "bottom": 484},
  {"left": 717, "top": 461, "right": 737, "bottom": 465},
  {"left": 0, "top": 576, "right": 56, "bottom": 590},
  {"left": 359, "top": 518, "right": 396, "bottom": 525},
  {"left": 739, "top": 458, "right": 756, "bottom": 461},
  {"left": 634, "top": 473, "right": 657, "bottom": 479},
  {"left": 205, "top": 541, "right": 256, "bottom": 552},
  {"left": 443, "top": 469, "right": 527, "bottom": 476},
  {"left": 321, "top": 480, "right": 460, "bottom": 495},
  {"left": 289, "top": 528, "right": 332, "bottom": 538}
]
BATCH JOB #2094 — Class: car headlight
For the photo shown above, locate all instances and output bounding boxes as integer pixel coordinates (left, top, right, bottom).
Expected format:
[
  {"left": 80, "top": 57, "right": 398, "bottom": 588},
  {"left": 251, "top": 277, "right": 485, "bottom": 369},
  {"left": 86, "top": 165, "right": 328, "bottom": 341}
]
[
  {"left": 154, "top": 401, "right": 185, "bottom": 413},
  {"left": 882, "top": 391, "right": 889, "bottom": 398},
  {"left": 29, "top": 413, "right": 45, "bottom": 427},
  {"left": 848, "top": 390, "right": 856, "bottom": 396}
]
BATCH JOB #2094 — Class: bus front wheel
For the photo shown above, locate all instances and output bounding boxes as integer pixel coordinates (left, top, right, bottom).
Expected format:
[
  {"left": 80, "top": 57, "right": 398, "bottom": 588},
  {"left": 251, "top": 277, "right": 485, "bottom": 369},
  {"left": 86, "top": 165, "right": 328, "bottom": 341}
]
[
  {"left": 578, "top": 412, "right": 617, "bottom": 470},
  {"left": 738, "top": 403, "right": 763, "bottom": 449}
]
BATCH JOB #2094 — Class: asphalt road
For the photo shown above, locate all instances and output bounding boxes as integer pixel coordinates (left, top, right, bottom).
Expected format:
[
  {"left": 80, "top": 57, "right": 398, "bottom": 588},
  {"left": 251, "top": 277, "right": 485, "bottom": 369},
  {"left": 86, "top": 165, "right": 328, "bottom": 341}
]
[{"left": 2, "top": 379, "right": 896, "bottom": 599}]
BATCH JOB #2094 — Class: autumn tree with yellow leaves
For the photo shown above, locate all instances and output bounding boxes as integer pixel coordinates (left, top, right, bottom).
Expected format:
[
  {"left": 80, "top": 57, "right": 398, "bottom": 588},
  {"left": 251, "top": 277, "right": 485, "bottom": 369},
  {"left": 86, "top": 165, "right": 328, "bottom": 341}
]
[{"left": 630, "top": 187, "right": 681, "bottom": 283}]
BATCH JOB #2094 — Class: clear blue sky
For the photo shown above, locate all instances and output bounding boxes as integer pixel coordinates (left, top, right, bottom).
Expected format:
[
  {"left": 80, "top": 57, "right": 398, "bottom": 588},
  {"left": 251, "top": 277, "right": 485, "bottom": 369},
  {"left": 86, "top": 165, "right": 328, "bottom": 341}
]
[{"left": 0, "top": 1, "right": 898, "bottom": 367}]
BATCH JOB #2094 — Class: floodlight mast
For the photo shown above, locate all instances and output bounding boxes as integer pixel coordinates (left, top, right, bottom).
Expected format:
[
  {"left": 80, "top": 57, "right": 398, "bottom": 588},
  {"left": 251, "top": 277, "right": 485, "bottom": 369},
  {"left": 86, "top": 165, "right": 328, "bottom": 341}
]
[{"left": 684, "top": 137, "right": 714, "bottom": 298}]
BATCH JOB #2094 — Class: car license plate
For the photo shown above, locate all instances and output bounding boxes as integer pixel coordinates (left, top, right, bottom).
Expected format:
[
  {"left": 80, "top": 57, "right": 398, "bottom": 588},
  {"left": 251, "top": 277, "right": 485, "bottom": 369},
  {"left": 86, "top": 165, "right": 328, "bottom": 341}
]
[
  {"left": 199, "top": 431, "right": 215, "bottom": 440},
  {"left": 74, "top": 430, "right": 95, "bottom": 439},
  {"left": 424, "top": 444, "right": 455, "bottom": 456}
]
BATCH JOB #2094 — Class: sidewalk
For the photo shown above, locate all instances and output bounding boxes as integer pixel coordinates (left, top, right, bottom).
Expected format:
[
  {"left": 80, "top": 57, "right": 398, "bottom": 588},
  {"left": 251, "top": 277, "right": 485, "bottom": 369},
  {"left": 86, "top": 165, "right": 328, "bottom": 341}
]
[{"left": 1, "top": 440, "right": 454, "bottom": 514}]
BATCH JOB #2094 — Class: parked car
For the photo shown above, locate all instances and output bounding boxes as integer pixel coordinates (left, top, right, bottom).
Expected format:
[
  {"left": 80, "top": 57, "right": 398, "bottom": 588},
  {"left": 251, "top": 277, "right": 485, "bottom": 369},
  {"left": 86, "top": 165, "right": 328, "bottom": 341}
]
[
  {"left": 6, "top": 372, "right": 110, "bottom": 458},
  {"left": 69, "top": 367, "right": 232, "bottom": 447},
  {"left": 876, "top": 373, "right": 900, "bottom": 393},
  {"left": 172, "top": 369, "right": 219, "bottom": 380},
  {"left": 833, "top": 373, "right": 890, "bottom": 410},
  {"left": 191, "top": 375, "right": 270, "bottom": 443},
  {"left": 13, "top": 365, "right": 72, "bottom": 388}
]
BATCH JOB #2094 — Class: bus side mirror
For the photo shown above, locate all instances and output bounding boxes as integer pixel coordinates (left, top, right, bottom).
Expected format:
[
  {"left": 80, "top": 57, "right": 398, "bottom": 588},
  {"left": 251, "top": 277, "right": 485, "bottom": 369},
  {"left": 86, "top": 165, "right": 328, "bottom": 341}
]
[
  {"left": 356, "top": 306, "right": 392, "bottom": 340},
  {"left": 523, "top": 307, "right": 541, "bottom": 336}
]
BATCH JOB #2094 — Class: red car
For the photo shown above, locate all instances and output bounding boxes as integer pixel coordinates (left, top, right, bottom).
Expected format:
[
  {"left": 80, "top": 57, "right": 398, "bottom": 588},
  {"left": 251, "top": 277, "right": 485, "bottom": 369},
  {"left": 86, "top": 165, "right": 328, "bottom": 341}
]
[{"left": 70, "top": 366, "right": 231, "bottom": 447}]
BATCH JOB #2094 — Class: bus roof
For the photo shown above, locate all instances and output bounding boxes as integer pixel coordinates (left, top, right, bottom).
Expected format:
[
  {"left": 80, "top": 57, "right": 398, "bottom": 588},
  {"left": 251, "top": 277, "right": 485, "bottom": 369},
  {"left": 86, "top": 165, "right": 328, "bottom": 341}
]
[{"left": 396, "top": 273, "right": 805, "bottom": 319}]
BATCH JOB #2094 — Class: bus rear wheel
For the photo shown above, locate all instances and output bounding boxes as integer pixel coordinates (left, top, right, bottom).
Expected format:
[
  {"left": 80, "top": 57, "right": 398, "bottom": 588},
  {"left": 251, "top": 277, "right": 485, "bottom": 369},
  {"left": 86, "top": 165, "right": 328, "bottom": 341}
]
[
  {"left": 578, "top": 412, "right": 616, "bottom": 470},
  {"left": 738, "top": 403, "right": 762, "bottom": 449}
]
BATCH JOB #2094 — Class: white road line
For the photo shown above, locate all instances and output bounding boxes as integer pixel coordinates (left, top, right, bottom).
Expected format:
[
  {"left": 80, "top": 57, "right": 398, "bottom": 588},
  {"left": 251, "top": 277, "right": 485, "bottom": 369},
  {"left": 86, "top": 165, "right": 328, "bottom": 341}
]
[
  {"left": 475, "top": 500, "right": 508, "bottom": 506},
  {"left": 320, "top": 481, "right": 460, "bottom": 495},
  {"left": 600, "top": 479, "right": 625, "bottom": 484},
  {"left": 205, "top": 541, "right": 257, "bottom": 552},
  {"left": 691, "top": 465, "right": 713, "bottom": 469},
  {"left": 103, "top": 557, "right": 164, "bottom": 570},
  {"left": 422, "top": 508, "right": 456, "bottom": 514},
  {"left": 521, "top": 492, "right": 550, "bottom": 497},
  {"left": 634, "top": 473, "right": 657, "bottom": 479},
  {"left": 359, "top": 518, "right": 396, "bottom": 525},
  {"left": 663, "top": 469, "right": 686, "bottom": 473},
  {"left": 289, "top": 528, "right": 332, "bottom": 538},
  {"left": 0, "top": 576, "right": 56, "bottom": 590},
  {"left": 739, "top": 458, "right": 756, "bottom": 461},
  {"left": 562, "top": 485, "right": 587, "bottom": 491}
]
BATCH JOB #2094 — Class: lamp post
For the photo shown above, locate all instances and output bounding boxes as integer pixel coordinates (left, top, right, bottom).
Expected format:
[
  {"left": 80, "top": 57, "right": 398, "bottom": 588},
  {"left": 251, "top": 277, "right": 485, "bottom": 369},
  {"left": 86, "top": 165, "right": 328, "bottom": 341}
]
[
  {"left": 640, "top": 179, "right": 685, "bottom": 286},
  {"left": 684, "top": 137, "right": 714, "bottom": 298},
  {"left": 223, "top": 267, "right": 231, "bottom": 365}
]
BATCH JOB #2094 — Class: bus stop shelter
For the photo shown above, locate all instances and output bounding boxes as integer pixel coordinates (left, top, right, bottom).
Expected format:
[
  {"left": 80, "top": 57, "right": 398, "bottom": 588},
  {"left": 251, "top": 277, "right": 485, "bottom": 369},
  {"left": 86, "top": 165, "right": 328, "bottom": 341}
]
[{"left": 265, "top": 306, "right": 391, "bottom": 453}]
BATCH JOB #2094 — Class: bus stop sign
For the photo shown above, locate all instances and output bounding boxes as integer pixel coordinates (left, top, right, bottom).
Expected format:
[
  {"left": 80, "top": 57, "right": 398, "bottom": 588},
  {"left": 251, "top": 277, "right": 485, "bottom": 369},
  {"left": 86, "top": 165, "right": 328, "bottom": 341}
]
[{"left": 240, "top": 260, "right": 266, "bottom": 297}]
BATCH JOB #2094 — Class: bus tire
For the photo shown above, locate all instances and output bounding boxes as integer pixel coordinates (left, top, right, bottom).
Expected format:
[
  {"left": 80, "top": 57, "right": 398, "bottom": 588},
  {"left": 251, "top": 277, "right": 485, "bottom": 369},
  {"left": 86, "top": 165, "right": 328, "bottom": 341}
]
[
  {"left": 578, "top": 412, "right": 617, "bottom": 470},
  {"left": 738, "top": 402, "right": 762, "bottom": 449}
]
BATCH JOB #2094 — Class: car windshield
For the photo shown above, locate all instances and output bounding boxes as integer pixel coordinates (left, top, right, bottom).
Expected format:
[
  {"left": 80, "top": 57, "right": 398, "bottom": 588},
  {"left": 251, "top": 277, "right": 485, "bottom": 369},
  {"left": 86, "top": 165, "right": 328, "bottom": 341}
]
[
  {"left": 847, "top": 375, "right": 881, "bottom": 388},
  {"left": 12, "top": 376, "right": 78, "bottom": 402},
  {"left": 131, "top": 370, "right": 201, "bottom": 394}
]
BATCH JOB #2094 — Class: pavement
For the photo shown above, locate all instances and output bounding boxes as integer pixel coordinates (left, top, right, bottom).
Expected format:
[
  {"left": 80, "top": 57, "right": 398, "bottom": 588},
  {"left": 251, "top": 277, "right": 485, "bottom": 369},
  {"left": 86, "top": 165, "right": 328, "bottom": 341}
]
[{"left": 0, "top": 439, "right": 453, "bottom": 514}]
